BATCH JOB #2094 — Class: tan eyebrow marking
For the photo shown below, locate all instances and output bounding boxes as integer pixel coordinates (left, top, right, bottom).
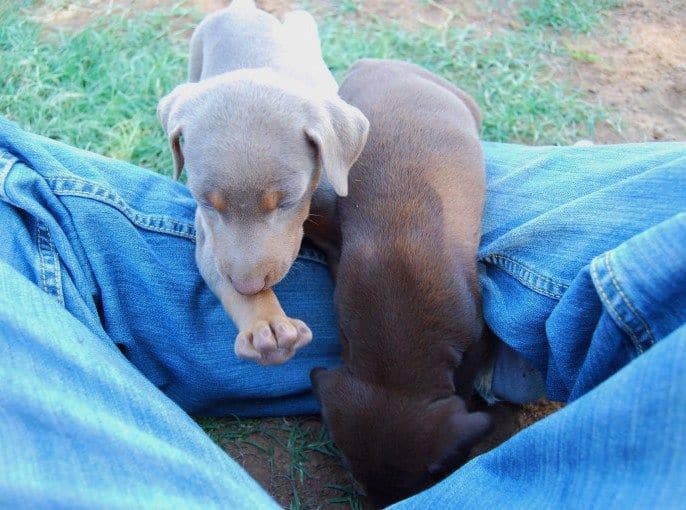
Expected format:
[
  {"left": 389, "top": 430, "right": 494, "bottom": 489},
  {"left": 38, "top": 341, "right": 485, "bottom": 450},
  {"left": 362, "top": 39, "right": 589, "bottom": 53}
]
[
  {"left": 207, "top": 192, "right": 228, "bottom": 212},
  {"left": 260, "top": 191, "right": 283, "bottom": 212}
]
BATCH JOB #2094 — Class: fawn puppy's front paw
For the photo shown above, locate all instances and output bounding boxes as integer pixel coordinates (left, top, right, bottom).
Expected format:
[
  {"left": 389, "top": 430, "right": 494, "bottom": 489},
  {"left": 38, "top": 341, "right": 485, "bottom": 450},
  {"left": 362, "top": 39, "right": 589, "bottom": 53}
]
[{"left": 234, "top": 315, "right": 312, "bottom": 365}]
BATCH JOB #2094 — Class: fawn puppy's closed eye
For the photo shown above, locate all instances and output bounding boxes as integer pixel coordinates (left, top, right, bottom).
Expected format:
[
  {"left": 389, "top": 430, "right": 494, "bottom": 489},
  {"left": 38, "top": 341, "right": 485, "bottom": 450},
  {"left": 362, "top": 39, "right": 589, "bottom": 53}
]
[
  {"left": 158, "top": 0, "right": 368, "bottom": 365},
  {"left": 307, "top": 58, "right": 490, "bottom": 506}
]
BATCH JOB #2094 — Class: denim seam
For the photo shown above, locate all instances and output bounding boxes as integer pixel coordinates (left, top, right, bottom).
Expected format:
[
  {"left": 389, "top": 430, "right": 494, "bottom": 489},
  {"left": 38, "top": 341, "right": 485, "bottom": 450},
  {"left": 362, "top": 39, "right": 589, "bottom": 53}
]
[
  {"left": 48, "top": 177, "right": 197, "bottom": 241},
  {"left": 35, "top": 222, "right": 47, "bottom": 297},
  {"left": 590, "top": 260, "right": 634, "bottom": 341},
  {"left": 0, "top": 152, "right": 18, "bottom": 200},
  {"left": 57, "top": 189, "right": 196, "bottom": 239},
  {"left": 34, "top": 220, "right": 65, "bottom": 306},
  {"left": 481, "top": 254, "right": 567, "bottom": 299},
  {"left": 46, "top": 177, "right": 329, "bottom": 267},
  {"left": 590, "top": 255, "right": 652, "bottom": 354},
  {"left": 604, "top": 251, "right": 655, "bottom": 349}
]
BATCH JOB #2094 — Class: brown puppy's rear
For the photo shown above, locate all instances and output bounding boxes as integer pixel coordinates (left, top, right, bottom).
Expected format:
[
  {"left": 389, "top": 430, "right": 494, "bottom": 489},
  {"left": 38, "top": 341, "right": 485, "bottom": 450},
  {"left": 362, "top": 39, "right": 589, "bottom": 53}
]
[{"left": 309, "top": 59, "right": 490, "bottom": 507}]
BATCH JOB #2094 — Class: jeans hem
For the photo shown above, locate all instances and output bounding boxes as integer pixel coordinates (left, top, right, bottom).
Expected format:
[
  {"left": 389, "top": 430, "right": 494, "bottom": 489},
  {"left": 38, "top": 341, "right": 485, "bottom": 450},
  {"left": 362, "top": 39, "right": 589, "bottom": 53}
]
[
  {"left": 590, "top": 251, "right": 655, "bottom": 353},
  {"left": 0, "top": 149, "right": 18, "bottom": 200}
]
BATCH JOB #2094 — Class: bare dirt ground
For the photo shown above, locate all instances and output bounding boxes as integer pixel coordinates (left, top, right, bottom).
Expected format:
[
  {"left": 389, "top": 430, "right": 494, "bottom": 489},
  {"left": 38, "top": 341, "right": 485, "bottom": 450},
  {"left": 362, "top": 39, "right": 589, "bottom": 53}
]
[
  {"left": 564, "top": 0, "right": 686, "bottom": 142},
  {"left": 203, "top": 399, "right": 563, "bottom": 509},
  {"left": 30, "top": 0, "right": 683, "bottom": 507},
  {"left": 263, "top": 0, "right": 686, "bottom": 143}
]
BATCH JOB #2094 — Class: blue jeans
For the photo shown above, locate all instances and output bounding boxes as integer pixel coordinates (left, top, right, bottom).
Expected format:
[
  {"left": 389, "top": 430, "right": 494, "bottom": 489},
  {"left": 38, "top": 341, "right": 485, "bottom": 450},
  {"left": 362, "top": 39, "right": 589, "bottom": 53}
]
[{"left": 0, "top": 115, "right": 684, "bottom": 508}]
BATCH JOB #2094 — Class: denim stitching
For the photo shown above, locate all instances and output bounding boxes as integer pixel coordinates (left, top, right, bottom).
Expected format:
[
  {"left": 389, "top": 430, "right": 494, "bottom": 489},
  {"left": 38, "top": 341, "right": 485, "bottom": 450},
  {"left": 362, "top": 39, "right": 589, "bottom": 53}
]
[
  {"left": 481, "top": 254, "right": 568, "bottom": 299},
  {"left": 47, "top": 177, "right": 329, "bottom": 267},
  {"left": 34, "top": 220, "right": 65, "bottom": 306},
  {"left": 49, "top": 177, "right": 197, "bottom": 241},
  {"left": 56, "top": 189, "right": 197, "bottom": 239},
  {"left": 590, "top": 257, "right": 643, "bottom": 353},
  {"left": 34, "top": 222, "right": 48, "bottom": 296},
  {"left": 48, "top": 223, "right": 65, "bottom": 306},
  {"left": 58, "top": 190, "right": 195, "bottom": 238},
  {"left": 0, "top": 152, "right": 18, "bottom": 200},
  {"left": 604, "top": 251, "right": 655, "bottom": 348}
]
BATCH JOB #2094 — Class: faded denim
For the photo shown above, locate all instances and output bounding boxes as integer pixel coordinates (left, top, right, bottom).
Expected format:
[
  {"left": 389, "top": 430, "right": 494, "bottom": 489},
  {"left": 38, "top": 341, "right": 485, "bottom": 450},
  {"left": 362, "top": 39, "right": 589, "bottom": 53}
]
[{"left": 1, "top": 116, "right": 684, "bottom": 508}]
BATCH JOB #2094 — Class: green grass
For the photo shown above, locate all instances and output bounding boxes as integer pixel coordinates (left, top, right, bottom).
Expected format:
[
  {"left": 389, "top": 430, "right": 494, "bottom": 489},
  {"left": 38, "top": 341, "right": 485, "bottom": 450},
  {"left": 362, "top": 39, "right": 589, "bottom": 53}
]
[
  {"left": 199, "top": 416, "right": 271, "bottom": 453},
  {"left": 199, "top": 416, "right": 362, "bottom": 509},
  {"left": 565, "top": 43, "right": 602, "bottom": 64},
  {"left": 0, "top": 4, "right": 195, "bottom": 176},
  {"left": 519, "top": 0, "right": 622, "bottom": 33},
  {"left": 320, "top": 16, "right": 603, "bottom": 144},
  {"left": 0, "top": 0, "right": 620, "bottom": 177}
]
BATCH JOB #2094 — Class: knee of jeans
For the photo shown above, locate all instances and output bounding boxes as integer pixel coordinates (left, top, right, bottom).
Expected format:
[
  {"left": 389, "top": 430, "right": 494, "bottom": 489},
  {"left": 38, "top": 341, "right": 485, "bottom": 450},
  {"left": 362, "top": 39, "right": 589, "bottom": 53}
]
[
  {"left": 128, "top": 252, "right": 340, "bottom": 413},
  {"left": 158, "top": 338, "right": 341, "bottom": 415}
]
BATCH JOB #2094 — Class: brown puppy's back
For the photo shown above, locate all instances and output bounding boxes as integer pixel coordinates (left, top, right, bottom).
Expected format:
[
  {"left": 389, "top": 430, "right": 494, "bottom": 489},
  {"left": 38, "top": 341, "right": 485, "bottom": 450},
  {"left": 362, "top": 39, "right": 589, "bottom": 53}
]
[
  {"left": 340, "top": 60, "right": 483, "bottom": 244},
  {"left": 336, "top": 59, "right": 485, "bottom": 391}
]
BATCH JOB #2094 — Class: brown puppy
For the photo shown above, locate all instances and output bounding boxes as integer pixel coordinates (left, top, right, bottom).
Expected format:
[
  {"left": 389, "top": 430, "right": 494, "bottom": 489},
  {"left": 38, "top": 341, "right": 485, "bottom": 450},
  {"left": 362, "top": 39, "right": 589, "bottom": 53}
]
[{"left": 308, "top": 59, "right": 490, "bottom": 507}]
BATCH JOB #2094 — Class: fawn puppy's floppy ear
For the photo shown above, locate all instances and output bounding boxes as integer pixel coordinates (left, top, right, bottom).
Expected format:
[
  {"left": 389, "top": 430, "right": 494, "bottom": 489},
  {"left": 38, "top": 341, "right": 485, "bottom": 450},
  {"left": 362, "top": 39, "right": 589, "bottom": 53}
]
[
  {"left": 157, "top": 83, "right": 195, "bottom": 181},
  {"left": 305, "top": 97, "right": 369, "bottom": 197}
]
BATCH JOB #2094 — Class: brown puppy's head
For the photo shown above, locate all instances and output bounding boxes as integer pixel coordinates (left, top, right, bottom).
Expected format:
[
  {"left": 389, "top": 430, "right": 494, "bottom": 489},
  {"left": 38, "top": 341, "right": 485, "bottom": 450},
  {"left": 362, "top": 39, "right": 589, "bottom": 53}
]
[
  {"left": 311, "top": 367, "right": 491, "bottom": 507},
  {"left": 158, "top": 69, "right": 368, "bottom": 295}
]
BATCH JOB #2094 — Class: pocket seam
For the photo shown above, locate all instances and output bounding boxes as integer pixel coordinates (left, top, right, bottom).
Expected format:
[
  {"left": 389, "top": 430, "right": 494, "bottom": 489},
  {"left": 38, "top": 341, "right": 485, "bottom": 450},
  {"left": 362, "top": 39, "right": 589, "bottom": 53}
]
[
  {"left": 481, "top": 253, "right": 568, "bottom": 299},
  {"left": 49, "top": 177, "right": 197, "bottom": 241}
]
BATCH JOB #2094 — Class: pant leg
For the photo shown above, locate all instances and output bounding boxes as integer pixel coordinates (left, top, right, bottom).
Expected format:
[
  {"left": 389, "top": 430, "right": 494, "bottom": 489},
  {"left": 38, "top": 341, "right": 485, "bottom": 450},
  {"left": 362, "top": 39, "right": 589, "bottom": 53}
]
[
  {"left": 391, "top": 322, "right": 686, "bottom": 509},
  {"left": 6, "top": 113, "right": 683, "bottom": 412},
  {"left": 0, "top": 116, "right": 340, "bottom": 417},
  {"left": 478, "top": 141, "right": 686, "bottom": 402},
  {"left": 0, "top": 260, "right": 278, "bottom": 509}
]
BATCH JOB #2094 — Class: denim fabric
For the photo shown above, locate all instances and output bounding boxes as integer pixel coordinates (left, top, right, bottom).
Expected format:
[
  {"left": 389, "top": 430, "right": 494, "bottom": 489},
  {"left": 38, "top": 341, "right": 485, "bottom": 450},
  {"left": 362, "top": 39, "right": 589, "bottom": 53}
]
[
  {"left": 0, "top": 117, "right": 340, "bottom": 417},
  {"left": 479, "top": 142, "right": 686, "bottom": 401},
  {"left": 1, "top": 115, "right": 685, "bottom": 508},
  {"left": 0, "top": 259, "right": 279, "bottom": 509},
  {"left": 391, "top": 323, "right": 686, "bottom": 509}
]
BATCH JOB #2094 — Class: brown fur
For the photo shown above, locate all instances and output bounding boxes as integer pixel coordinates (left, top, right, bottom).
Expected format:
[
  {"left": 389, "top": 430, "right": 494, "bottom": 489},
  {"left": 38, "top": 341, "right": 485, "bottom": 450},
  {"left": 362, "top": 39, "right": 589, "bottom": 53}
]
[{"left": 308, "top": 59, "right": 491, "bottom": 506}]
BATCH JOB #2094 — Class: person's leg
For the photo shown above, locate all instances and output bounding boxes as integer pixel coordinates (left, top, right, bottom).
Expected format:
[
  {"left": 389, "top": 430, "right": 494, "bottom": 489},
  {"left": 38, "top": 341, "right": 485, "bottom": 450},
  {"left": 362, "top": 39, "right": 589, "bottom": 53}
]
[
  {"left": 0, "top": 116, "right": 340, "bottom": 417},
  {"left": 393, "top": 142, "right": 686, "bottom": 508},
  {"left": 3, "top": 113, "right": 685, "bottom": 507},
  {"left": 0, "top": 259, "right": 278, "bottom": 509},
  {"left": 478, "top": 141, "right": 686, "bottom": 402},
  {"left": 6, "top": 112, "right": 683, "bottom": 413}
]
